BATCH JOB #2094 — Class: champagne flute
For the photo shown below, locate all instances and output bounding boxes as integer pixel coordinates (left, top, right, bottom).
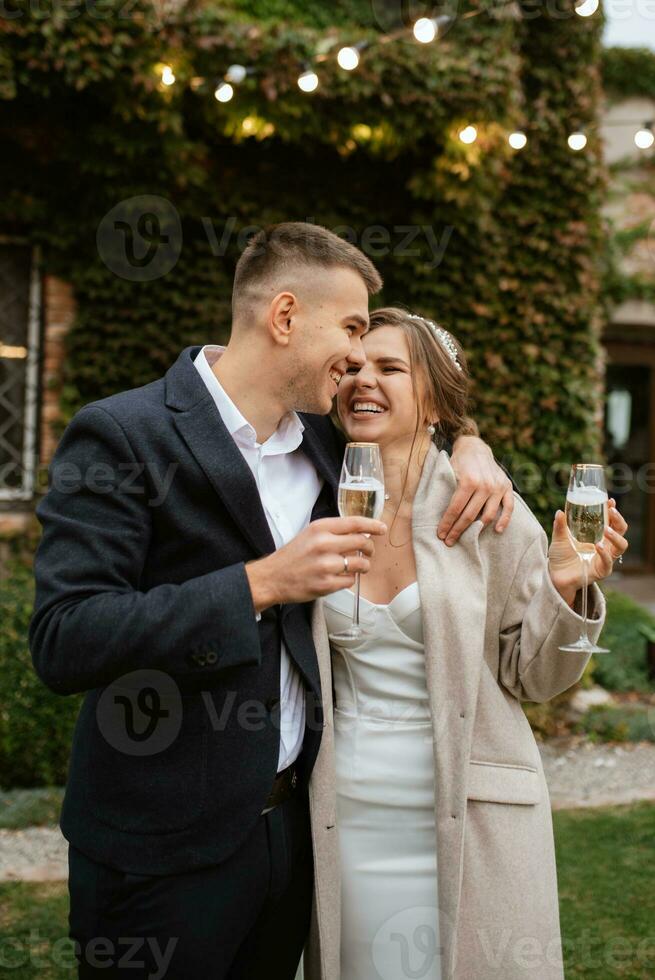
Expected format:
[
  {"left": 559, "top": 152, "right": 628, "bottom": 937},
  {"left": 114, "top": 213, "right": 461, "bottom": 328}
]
[
  {"left": 558, "top": 463, "right": 610, "bottom": 654},
  {"left": 328, "top": 443, "right": 385, "bottom": 642}
]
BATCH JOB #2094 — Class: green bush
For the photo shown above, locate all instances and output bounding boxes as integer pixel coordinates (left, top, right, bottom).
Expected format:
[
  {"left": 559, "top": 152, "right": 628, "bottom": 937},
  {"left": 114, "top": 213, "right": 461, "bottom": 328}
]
[
  {"left": 574, "top": 704, "right": 655, "bottom": 743},
  {"left": 595, "top": 591, "right": 655, "bottom": 693},
  {"left": 0, "top": 560, "right": 82, "bottom": 790},
  {"left": 523, "top": 589, "right": 655, "bottom": 739}
]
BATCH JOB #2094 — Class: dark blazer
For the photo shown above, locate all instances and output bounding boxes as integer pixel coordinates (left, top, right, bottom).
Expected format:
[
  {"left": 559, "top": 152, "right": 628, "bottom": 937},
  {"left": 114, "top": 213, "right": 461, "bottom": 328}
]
[{"left": 29, "top": 345, "right": 345, "bottom": 875}]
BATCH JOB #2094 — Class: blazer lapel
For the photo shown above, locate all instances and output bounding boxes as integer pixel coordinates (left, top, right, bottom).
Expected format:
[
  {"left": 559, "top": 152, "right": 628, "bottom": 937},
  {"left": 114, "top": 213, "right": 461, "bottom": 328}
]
[{"left": 166, "top": 346, "right": 276, "bottom": 557}]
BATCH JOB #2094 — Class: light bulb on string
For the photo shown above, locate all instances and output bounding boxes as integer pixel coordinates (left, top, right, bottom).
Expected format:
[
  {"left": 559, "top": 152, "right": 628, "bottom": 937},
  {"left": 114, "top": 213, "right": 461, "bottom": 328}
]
[
  {"left": 459, "top": 125, "right": 477, "bottom": 144},
  {"left": 634, "top": 122, "right": 654, "bottom": 150},
  {"left": 509, "top": 131, "right": 527, "bottom": 149},
  {"left": 568, "top": 130, "right": 587, "bottom": 151},
  {"left": 215, "top": 82, "right": 234, "bottom": 103},
  {"left": 575, "top": 0, "right": 599, "bottom": 16},
  {"left": 225, "top": 64, "right": 247, "bottom": 85},
  {"left": 338, "top": 46, "right": 360, "bottom": 71},
  {"left": 298, "top": 70, "right": 319, "bottom": 93},
  {"left": 161, "top": 65, "right": 176, "bottom": 86},
  {"left": 413, "top": 15, "right": 452, "bottom": 43},
  {"left": 414, "top": 17, "right": 437, "bottom": 42}
]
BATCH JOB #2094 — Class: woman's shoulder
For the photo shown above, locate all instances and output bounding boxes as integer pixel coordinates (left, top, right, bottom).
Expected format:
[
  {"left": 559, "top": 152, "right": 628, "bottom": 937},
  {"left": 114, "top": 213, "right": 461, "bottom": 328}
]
[
  {"left": 414, "top": 446, "right": 548, "bottom": 563},
  {"left": 480, "top": 491, "right": 547, "bottom": 569}
]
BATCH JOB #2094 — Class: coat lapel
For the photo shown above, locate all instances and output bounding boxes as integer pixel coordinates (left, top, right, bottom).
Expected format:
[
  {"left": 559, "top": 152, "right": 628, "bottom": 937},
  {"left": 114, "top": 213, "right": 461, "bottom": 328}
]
[
  {"left": 166, "top": 346, "right": 277, "bottom": 557},
  {"left": 412, "top": 444, "right": 488, "bottom": 979}
]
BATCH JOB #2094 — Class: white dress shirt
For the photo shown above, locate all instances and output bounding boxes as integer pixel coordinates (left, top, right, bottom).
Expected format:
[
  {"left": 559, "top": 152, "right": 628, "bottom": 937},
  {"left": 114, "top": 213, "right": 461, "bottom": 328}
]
[{"left": 193, "top": 345, "right": 324, "bottom": 772}]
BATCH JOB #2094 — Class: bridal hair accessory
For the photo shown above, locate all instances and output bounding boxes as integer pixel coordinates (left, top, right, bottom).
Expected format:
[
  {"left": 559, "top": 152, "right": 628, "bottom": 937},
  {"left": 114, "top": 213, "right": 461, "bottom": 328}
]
[{"left": 406, "top": 313, "right": 462, "bottom": 372}]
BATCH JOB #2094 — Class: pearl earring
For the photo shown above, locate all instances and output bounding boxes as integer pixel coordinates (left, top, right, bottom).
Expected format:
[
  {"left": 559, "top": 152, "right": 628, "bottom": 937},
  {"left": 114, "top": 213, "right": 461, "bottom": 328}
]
[{"left": 427, "top": 423, "right": 436, "bottom": 435}]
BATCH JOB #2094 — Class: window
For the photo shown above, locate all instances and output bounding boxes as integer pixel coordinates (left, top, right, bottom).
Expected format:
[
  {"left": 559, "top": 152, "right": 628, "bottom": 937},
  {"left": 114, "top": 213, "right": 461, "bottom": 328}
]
[{"left": 0, "top": 242, "right": 41, "bottom": 500}]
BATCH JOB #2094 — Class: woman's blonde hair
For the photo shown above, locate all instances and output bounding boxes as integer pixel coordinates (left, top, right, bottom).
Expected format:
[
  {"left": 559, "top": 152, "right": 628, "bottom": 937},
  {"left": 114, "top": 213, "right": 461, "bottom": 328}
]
[{"left": 333, "top": 305, "right": 478, "bottom": 446}]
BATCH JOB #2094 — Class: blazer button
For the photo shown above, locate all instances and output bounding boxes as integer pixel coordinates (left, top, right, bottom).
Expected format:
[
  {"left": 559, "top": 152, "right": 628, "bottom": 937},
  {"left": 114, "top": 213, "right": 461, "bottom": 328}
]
[
  {"left": 195, "top": 654, "right": 207, "bottom": 667},
  {"left": 206, "top": 651, "right": 218, "bottom": 665}
]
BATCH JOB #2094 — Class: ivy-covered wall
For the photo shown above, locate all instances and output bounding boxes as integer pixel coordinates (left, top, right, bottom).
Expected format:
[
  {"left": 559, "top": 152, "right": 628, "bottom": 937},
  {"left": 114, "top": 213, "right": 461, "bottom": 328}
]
[
  {"left": 601, "top": 47, "right": 655, "bottom": 310},
  {"left": 0, "top": 0, "right": 607, "bottom": 525}
]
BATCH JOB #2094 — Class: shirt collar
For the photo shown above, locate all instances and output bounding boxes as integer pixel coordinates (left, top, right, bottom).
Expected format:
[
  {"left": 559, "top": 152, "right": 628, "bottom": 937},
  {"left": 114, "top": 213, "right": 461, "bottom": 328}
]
[{"left": 193, "top": 344, "right": 305, "bottom": 454}]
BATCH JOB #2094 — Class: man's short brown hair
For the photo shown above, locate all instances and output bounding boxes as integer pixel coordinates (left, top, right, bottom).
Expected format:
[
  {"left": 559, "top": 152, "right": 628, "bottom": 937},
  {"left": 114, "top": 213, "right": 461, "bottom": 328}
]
[{"left": 232, "top": 221, "right": 383, "bottom": 321}]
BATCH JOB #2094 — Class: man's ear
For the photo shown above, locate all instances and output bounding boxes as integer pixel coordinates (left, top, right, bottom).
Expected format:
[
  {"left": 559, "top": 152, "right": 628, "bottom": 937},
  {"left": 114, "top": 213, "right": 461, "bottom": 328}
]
[{"left": 268, "top": 291, "right": 297, "bottom": 346}]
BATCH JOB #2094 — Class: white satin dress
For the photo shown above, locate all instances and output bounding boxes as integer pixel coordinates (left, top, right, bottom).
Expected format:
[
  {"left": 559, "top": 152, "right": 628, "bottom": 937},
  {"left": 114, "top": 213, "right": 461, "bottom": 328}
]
[{"left": 320, "top": 582, "right": 443, "bottom": 980}]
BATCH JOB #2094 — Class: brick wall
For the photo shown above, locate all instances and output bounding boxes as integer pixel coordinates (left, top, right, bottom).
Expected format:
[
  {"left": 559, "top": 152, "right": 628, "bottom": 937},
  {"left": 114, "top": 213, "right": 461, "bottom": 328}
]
[
  {"left": 0, "top": 275, "right": 75, "bottom": 547},
  {"left": 39, "top": 276, "right": 75, "bottom": 469}
]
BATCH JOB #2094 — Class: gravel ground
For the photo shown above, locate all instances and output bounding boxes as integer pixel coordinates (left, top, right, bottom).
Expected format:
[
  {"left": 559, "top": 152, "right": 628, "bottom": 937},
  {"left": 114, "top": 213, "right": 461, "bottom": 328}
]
[
  {"left": 539, "top": 736, "right": 655, "bottom": 810},
  {"left": 0, "top": 826, "right": 68, "bottom": 883},
  {"left": 1, "top": 738, "right": 654, "bottom": 882}
]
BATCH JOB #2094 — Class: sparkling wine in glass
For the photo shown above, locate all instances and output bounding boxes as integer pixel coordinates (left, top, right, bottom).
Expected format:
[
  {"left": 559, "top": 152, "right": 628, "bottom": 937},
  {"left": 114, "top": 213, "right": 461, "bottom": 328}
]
[
  {"left": 329, "top": 443, "right": 385, "bottom": 641},
  {"left": 558, "top": 463, "right": 610, "bottom": 654}
]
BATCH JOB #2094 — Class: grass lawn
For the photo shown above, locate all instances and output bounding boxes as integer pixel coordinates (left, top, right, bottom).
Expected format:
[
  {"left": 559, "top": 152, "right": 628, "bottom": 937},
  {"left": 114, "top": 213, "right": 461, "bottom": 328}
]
[
  {"left": 596, "top": 592, "right": 655, "bottom": 694},
  {"left": 0, "top": 802, "right": 653, "bottom": 978},
  {"left": 0, "top": 880, "right": 72, "bottom": 978},
  {"left": 554, "top": 801, "right": 655, "bottom": 977},
  {"left": 0, "top": 788, "right": 64, "bottom": 830}
]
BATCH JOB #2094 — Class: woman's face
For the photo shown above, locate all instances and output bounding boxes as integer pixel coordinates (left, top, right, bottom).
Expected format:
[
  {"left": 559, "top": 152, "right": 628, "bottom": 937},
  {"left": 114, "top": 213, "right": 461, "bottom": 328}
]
[{"left": 337, "top": 325, "right": 430, "bottom": 447}]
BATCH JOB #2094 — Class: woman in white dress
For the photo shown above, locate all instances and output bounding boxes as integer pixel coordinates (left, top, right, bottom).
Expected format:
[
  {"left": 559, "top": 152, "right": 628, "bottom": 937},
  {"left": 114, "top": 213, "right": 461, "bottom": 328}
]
[{"left": 313, "top": 307, "right": 628, "bottom": 980}]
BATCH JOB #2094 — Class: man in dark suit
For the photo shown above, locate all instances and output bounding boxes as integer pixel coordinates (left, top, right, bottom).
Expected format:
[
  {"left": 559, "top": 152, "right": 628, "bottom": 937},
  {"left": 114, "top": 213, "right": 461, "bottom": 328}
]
[{"left": 29, "top": 222, "right": 514, "bottom": 979}]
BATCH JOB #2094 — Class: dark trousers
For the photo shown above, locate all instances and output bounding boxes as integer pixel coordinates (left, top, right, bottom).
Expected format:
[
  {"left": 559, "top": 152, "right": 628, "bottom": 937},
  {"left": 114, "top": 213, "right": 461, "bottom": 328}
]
[{"left": 67, "top": 788, "right": 313, "bottom": 980}]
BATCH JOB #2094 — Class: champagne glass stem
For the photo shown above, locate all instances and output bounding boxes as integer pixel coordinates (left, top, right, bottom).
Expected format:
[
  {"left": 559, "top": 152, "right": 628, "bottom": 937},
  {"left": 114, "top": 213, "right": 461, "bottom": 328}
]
[
  {"left": 580, "top": 553, "right": 590, "bottom": 644},
  {"left": 353, "top": 550, "right": 362, "bottom": 628}
]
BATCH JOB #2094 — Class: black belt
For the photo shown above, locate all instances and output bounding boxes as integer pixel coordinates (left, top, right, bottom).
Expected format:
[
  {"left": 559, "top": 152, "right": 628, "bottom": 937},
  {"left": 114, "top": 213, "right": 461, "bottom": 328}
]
[{"left": 261, "top": 763, "right": 299, "bottom": 815}]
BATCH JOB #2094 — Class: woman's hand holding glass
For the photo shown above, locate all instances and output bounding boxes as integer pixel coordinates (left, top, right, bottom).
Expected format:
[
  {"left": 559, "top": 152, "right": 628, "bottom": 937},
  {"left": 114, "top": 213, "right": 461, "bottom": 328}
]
[
  {"left": 548, "top": 498, "right": 629, "bottom": 601},
  {"left": 548, "top": 462, "right": 628, "bottom": 654}
]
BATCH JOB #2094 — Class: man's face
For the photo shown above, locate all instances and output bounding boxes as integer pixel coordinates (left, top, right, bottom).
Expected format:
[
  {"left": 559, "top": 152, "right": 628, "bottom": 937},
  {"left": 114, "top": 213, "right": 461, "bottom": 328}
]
[{"left": 285, "top": 266, "right": 371, "bottom": 415}]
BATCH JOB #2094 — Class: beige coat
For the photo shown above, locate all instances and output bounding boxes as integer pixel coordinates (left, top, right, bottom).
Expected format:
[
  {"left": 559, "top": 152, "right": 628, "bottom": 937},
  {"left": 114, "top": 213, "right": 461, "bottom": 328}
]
[{"left": 303, "top": 444, "right": 605, "bottom": 980}]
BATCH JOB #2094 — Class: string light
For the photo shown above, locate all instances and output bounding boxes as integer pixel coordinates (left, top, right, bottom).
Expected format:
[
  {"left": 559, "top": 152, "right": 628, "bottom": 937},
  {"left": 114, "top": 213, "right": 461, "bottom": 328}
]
[
  {"left": 152, "top": 19, "right": 614, "bottom": 157},
  {"left": 414, "top": 17, "right": 437, "bottom": 43},
  {"left": 298, "top": 70, "right": 319, "bottom": 92},
  {"left": 575, "top": 0, "right": 599, "bottom": 16},
  {"left": 413, "top": 15, "right": 451, "bottom": 43},
  {"left": 338, "top": 46, "right": 360, "bottom": 71},
  {"left": 509, "top": 131, "right": 527, "bottom": 149},
  {"left": 568, "top": 131, "right": 587, "bottom": 151},
  {"left": 634, "top": 122, "right": 654, "bottom": 149},
  {"left": 215, "top": 82, "right": 234, "bottom": 103},
  {"left": 459, "top": 124, "right": 477, "bottom": 144},
  {"left": 226, "top": 64, "right": 247, "bottom": 84}
]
